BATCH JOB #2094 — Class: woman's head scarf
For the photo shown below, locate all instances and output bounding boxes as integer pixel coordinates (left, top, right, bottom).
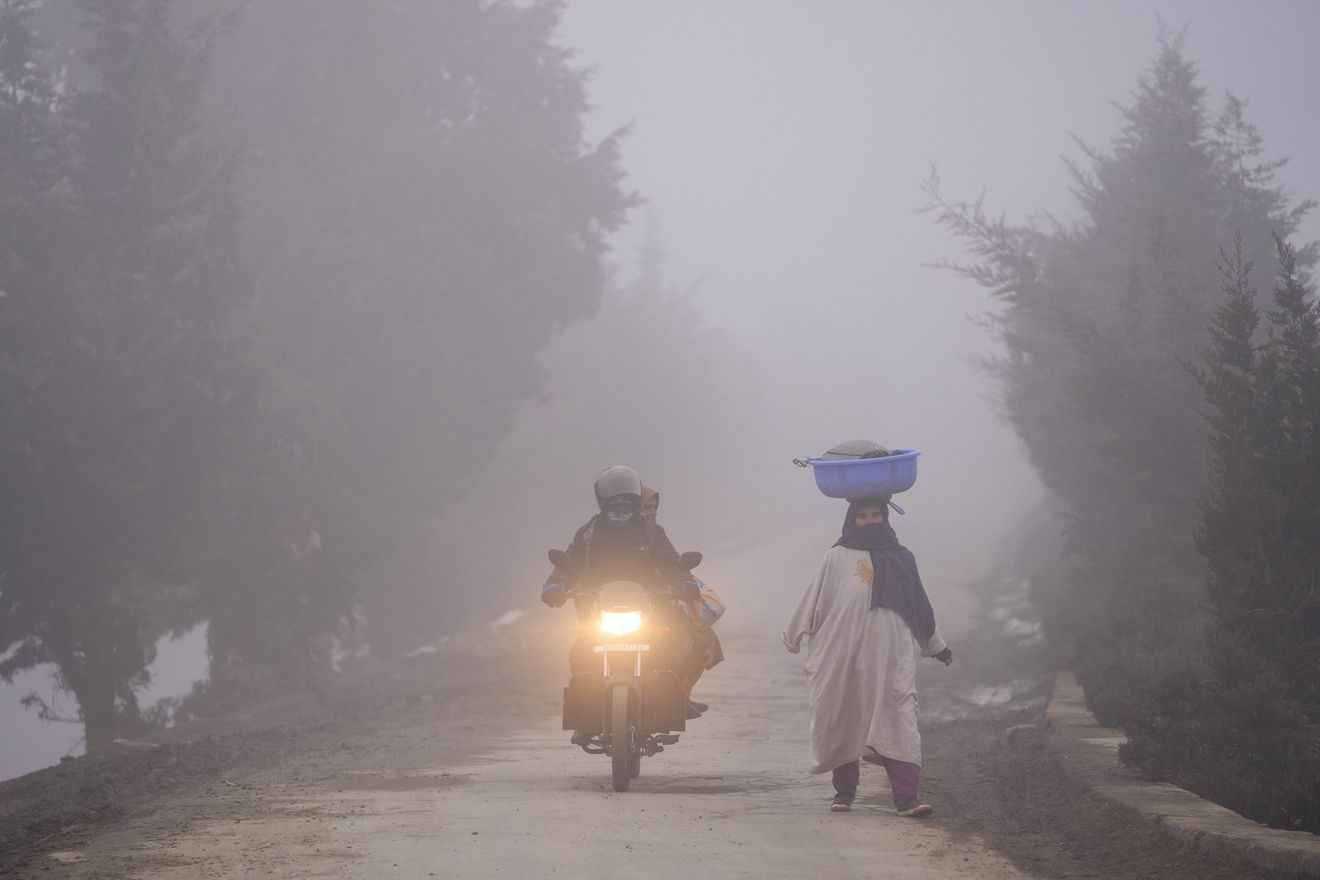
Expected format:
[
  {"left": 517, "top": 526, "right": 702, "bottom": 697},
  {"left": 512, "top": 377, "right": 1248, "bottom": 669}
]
[{"left": 834, "top": 497, "right": 936, "bottom": 641}]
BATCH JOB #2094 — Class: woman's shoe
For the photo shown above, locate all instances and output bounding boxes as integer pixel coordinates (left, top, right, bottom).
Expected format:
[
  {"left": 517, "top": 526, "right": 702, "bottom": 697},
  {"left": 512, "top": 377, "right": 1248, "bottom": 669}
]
[
  {"left": 895, "top": 797, "right": 933, "bottom": 817},
  {"left": 830, "top": 792, "right": 855, "bottom": 812}
]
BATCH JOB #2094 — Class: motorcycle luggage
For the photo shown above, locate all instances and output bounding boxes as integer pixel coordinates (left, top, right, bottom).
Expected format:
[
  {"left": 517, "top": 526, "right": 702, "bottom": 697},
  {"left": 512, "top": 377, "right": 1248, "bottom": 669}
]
[
  {"left": 641, "top": 670, "right": 687, "bottom": 733},
  {"left": 688, "top": 583, "right": 727, "bottom": 629}
]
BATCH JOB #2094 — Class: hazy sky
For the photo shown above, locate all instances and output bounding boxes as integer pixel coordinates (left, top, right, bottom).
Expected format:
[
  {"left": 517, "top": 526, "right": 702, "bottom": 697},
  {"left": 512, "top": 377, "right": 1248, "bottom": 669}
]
[
  {"left": 553, "top": 0, "right": 1320, "bottom": 586},
  {"left": 562, "top": 1, "right": 1320, "bottom": 277}
]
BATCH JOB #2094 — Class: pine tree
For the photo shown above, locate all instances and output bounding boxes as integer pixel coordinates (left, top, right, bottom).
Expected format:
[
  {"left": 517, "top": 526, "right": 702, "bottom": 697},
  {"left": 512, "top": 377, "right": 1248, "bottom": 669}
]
[
  {"left": 1194, "top": 236, "right": 1262, "bottom": 616},
  {"left": 189, "top": 0, "right": 636, "bottom": 662},
  {"left": 925, "top": 31, "right": 1313, "bottom": 681},
  {"left": 1200, "top": 237, "right": 1320, "bottom": 670},
  {"left": 924, "top": 35, "right": 1320, "bottom": 828},
  {"left": 0, "top": 0, "right": 71, "bottom": 723},
  {"left": 1253, "top": 240, "right": 1320, "bottom": 693},
  {"left": 0, "top": 0, "right": 63, "bottom": 386},
  {"left": 1181, "top": 236, "right": 1320, "bottom": 830},
  {"left": 0, "top": 0, "right": 252, "bottom": 749},
  {"left": 16, "top": 0, "right": 638, "bottom": 686}
]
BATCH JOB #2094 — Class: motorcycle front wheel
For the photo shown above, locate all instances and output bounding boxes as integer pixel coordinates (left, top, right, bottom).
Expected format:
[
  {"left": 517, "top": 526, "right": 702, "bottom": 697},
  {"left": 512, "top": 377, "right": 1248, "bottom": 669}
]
[{"left": 610, "top": 684, "right": 634, "bottom": 792}]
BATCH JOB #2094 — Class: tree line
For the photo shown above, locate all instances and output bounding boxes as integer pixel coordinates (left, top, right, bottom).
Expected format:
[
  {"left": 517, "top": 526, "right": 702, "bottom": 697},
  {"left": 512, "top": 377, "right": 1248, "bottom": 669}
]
[
  {"left": 927, "top": 32, "right": 1319, "bottom": 831},
  {"left": 0, "top": 0, "right": 634, "bottom": 750}
]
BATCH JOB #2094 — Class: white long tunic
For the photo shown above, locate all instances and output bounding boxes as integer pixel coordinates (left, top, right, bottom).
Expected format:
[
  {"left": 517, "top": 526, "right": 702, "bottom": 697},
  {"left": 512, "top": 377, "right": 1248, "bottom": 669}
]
[{"left": 782, "top": 546, "right": 947, "bottom": 774}]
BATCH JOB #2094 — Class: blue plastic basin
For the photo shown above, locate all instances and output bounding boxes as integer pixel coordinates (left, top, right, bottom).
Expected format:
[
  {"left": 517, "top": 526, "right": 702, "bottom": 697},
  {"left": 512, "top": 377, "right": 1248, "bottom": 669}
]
[{"left": 808, "top": 449, "right": 920, "bottom": 499}]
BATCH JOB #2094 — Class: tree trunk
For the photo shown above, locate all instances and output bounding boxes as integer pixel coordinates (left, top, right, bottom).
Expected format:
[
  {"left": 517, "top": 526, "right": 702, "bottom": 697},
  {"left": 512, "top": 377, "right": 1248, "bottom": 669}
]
[{"left": 79, "top": 679, "right": 119, "bottom": 751}]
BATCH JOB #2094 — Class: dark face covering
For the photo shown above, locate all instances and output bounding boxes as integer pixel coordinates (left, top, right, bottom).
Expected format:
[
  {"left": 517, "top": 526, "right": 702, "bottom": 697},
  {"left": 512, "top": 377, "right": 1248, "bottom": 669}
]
[
  {"left": 593, "top": 499, "right": 646, "bottom": 545},
  {"left": 834, "top": 497, "right": 937, "bottom": 641},
  {"left": 601, "top": 495, "right": 641, "bottom": 524}
]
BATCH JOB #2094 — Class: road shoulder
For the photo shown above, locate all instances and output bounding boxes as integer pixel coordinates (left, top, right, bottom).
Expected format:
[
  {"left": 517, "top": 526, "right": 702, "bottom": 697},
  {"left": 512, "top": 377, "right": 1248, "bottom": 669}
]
[
  {"left": 1049, "top": 671, "right": 1320, "bottom": 878},
  {"left": 0, "top": 623, "right": 562, "bottom": 878}
]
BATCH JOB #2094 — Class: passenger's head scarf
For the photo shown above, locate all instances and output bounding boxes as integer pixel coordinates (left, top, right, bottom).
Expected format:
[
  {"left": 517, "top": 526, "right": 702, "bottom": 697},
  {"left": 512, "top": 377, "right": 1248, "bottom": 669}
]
[
  {"left": 834, "top": 497, "right": 936, "bottom": 641},
  {"left": 640, "top": 484, "right": 660, "bottom": 522}
]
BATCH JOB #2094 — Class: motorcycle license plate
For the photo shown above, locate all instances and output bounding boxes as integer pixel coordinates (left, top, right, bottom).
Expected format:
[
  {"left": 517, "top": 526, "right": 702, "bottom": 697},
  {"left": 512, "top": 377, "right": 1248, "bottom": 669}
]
[{"left": 593, "top": 644, "right": 651, "bottom": 653}]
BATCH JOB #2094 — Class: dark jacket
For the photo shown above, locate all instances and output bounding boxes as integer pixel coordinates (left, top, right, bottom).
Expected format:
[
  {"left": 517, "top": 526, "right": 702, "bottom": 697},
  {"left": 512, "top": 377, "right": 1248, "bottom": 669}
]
[{"left": 546, "top": 514, "right": 691, "bottom": 593}]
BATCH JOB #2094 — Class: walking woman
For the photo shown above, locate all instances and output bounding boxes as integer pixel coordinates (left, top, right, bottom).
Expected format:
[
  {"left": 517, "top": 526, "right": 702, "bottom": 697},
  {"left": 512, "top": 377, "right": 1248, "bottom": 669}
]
[{"left": 782, "top": 496, "right": 953, "bottom": 816}]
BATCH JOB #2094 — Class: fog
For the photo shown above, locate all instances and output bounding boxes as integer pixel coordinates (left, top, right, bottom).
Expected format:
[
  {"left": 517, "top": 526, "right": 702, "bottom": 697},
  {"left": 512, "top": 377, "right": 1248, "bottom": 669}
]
[
  {"left": 417, "top": 0, "right": 1320, "bottom": 634},
  {"left": 3, "top": 0, "right": 1319, "bottom": 781}
]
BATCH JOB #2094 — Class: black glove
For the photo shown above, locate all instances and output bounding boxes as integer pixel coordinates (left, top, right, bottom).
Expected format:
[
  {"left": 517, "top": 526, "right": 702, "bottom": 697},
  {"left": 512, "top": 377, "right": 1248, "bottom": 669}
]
[
  {"left": 541, "top": 583, "right": 568, "bottom": 608},
  {"left": 933, "top": 647, "right": 953, "bottom": 666}
]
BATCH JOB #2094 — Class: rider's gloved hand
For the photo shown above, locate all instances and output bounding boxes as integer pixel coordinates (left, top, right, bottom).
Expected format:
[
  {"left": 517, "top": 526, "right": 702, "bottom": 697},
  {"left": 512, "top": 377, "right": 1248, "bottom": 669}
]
[
  {"left": 541, "top": 582, "right": 569, "bottom": 608},
  {"left": 673, "top": 579, "right": 702, "bottom": 601},
  {"left": 933, "top": 647, "right": 953, "bottom": 666}
]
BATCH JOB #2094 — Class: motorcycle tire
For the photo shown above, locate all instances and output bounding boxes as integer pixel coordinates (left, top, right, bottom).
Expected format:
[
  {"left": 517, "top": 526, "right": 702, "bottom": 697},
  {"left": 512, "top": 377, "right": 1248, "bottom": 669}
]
[{"left": 610, "top": 684, "right": 633, "bottom": 793}]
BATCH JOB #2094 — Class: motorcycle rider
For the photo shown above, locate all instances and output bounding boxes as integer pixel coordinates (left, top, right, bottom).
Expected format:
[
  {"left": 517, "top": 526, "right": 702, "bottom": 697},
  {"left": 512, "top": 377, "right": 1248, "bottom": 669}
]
[{"left": 542, "top": 465, "right": 710, "bottom": 743}]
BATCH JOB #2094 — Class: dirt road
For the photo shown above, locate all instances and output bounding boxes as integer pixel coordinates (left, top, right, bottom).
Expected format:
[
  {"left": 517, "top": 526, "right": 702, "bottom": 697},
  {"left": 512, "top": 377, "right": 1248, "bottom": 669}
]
[
  {"left": 8, "top": 600, "right": 1287, "bottom": 880},
  {"left": 21, "top": 619, "right": 1029, "bottom": 880}
]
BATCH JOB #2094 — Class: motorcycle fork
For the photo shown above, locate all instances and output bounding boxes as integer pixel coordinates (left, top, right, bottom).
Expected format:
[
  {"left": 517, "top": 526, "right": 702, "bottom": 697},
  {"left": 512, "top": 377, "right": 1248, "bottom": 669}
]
[
  {"left": 601, "top": 649, "right": 644, "bottom": 679},
  {"left": 601, "top": 651, "right": 643, "bottom": 755}
]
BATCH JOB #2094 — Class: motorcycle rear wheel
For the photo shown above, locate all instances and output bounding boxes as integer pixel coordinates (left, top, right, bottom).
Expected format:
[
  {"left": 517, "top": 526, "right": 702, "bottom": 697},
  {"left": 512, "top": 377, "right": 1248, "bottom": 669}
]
[{"left": 610, "top": 684, "right": 633, "bottom": 792}]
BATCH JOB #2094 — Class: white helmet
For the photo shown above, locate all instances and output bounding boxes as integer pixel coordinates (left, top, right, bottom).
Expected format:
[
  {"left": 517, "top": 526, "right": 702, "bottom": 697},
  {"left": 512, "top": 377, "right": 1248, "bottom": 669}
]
[{"left": 594, "top": 465, "right": 642, "bottom": 512}]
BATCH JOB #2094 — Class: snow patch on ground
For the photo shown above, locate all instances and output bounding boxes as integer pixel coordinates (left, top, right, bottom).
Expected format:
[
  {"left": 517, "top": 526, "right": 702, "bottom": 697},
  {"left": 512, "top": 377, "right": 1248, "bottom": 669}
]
[{"left": 489, "top": 609, "right": 525, "bottom": 628}]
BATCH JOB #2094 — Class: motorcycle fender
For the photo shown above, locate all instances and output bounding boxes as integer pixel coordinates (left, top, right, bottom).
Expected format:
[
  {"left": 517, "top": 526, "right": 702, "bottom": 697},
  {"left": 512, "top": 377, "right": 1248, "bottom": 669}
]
[{"left": 601, "top": 676, "right": 642, "bottom": 737}]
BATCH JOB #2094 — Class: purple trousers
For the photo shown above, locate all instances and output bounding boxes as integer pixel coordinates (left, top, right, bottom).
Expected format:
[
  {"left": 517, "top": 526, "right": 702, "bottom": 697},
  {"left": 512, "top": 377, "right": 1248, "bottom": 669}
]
[{"left": 832, "top": 755, "right": 920, "bottom": 805}]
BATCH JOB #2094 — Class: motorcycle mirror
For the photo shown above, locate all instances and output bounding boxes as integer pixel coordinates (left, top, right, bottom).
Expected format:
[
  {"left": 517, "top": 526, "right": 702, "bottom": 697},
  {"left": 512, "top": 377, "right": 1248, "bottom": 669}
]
[
  {"left": 679, "top": 551, "right": 703, "bottom": 570},
  {"left": 548, "top": 549, "right": 570, "bottom": 569}
]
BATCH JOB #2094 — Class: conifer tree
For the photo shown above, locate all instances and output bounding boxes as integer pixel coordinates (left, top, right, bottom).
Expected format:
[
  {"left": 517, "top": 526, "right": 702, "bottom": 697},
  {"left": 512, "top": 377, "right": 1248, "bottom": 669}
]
[
  {"left": 925, "top": 32, "right": 1312, "bottom": 693},
  {"left": 0, "top": 0, "right": 67, "bottom": 721},
  {"left": 1194, "top": 236, "right": 1263, "bottom": 620},
  {"left": 1250, "top": 240, "right": 1320, "bottom": 691},
  {"left": 1183, "top": 237, "right": 1320, "bottom": 830},
  {"left": 191, "top": 0, "right": 636, "bottom": 661},
  {"left": 0, "top": 0, "right": 251, "bottom": 749}
]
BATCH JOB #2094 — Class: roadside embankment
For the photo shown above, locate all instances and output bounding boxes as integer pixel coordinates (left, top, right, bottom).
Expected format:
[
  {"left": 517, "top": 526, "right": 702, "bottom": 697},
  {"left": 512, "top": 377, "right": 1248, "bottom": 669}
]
[{"left": 1049, "top": 672, "right": 1320, "bottom": 878}]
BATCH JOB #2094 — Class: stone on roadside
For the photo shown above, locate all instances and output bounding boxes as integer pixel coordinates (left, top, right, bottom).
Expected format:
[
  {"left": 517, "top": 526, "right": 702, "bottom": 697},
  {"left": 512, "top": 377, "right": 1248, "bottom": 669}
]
[{"left": 1002, "top": 723, "right": 1042, "bottom": 750}]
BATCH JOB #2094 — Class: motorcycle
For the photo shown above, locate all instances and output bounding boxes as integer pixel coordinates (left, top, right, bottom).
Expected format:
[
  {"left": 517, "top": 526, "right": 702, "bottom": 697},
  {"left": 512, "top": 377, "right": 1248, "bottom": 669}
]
[{"left": 549, "top": 548, "right": 703, "bottom": 792}]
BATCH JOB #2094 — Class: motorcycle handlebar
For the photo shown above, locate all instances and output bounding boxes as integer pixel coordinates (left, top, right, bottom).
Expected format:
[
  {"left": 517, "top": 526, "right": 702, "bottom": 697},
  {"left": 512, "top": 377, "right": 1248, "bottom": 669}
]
[{"left": 566, "top": 586, "right": 685, "bottom": 604}]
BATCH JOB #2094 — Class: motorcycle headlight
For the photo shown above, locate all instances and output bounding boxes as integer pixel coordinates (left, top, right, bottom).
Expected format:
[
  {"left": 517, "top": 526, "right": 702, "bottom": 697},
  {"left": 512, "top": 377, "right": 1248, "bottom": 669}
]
[{"left": 600, "top": 610, "right": 643, "bottom": 636}]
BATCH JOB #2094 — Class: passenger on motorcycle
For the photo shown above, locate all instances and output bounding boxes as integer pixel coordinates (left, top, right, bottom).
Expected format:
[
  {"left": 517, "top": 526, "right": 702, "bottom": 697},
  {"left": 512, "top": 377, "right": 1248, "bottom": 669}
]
[
  {"left": 639, "top": 483, "right": 723, "bottom": 716},
  {"left": 541, "top": 465, "right": 711, "bottom": 743}
]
